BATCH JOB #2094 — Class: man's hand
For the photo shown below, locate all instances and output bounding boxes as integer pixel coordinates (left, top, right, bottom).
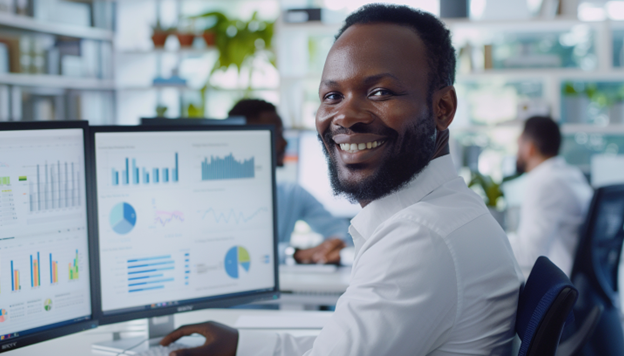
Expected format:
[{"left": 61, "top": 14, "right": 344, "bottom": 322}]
[
  {"left": 294, "top": 237, "right": 346, "bottom": 264},
  {"left": 160, "top": 321, "right": 238, "bottom": 356}
]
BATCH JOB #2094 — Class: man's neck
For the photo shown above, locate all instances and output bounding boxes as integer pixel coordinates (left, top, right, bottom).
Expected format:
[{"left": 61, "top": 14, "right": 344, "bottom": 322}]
[{"left": 526, "top": 155, "right": 554, "bottom": 173}]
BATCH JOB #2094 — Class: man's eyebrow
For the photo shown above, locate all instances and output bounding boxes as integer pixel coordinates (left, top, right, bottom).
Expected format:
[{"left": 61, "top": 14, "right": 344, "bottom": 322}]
[
  {"left": 320, "top": 73, "right": 402, "bottom": 87},
  {"left": 362, "top": 73, "right": 401, "bottom": 85}
]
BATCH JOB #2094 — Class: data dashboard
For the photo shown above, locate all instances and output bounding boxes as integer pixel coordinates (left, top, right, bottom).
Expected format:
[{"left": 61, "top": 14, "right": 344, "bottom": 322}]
[
  {"left": 93, "top": 130, "right": 276, "bottom": 314},
  {"left": 0, "top": 129, "right": 92, "bottom": 339}
]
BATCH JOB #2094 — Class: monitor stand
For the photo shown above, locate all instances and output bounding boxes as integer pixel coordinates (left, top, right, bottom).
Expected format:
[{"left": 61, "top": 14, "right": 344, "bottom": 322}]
[{"left": 92, "top": 315, "right": 205, "bottom": 355}]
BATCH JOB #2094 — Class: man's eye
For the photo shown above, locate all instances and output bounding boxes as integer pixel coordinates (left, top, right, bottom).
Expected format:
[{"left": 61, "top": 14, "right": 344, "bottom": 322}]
[
  {"left": 324, "top": 93, "right": 341, "bottom": 101},
  {"left": 370, "top": 89, "right": 392, "bottom": 97}
]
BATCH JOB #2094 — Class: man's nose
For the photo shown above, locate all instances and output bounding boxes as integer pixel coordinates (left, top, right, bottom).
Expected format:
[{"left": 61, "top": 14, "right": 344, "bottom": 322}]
[{"left": 332, "top": 95, "right": 374, "bottom": 129}]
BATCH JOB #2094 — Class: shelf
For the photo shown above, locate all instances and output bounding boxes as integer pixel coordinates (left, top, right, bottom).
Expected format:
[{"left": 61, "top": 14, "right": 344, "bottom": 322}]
[
  {"left": 443, "top": 17, "right": 601, "bottom": 32},
  {"left": 118, "top": 48, "right": 216, "bottom": 55},
  {"left": 561, "top": 124, "right": 624, "bottom": 134},
  {"left": 453, "top": 123, "right": 624, "bottom": 135},
  {"left": 0, "top": 13, "right": 114, "bottom": 41},
  {"left": 0, "top": 73, "right": 115, "bottom": 90},
  {"left": 456, "top": 69, "right": 624, "bottom": 81}
]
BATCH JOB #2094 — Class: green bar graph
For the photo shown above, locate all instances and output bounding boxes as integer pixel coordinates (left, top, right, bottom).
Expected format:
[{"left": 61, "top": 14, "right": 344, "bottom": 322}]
[
  {"left": 0, "top": 176, "right": 9, "bottom": 185},
  {"left": 69, "top": 250, "right": 79, "bottom": 280}
]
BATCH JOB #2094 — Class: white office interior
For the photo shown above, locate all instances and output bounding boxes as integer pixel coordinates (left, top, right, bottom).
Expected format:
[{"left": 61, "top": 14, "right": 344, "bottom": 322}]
[{"left": 1, "top": 0, "right": 624, "bottom": 355}]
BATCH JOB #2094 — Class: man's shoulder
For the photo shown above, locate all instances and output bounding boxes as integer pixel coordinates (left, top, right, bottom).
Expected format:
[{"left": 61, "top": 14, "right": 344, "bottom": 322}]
[{"left": 385, "top": 178, "right": 491, "bottom": 238}]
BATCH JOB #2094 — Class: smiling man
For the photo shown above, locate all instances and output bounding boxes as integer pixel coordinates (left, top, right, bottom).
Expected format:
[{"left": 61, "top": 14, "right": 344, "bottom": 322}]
[{"left": 161, "top": 5, "right": 523, "bottom": 356}]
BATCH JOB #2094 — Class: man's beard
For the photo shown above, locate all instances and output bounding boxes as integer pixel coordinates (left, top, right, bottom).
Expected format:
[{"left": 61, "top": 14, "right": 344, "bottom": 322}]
[{"left": 320, "top": 113, "right": 436, "bottom": 203}]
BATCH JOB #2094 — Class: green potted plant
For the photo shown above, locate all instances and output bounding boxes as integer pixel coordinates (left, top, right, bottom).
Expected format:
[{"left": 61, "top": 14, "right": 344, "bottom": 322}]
[
  {"left": 468, "top": 172, "right": 506, "bottom": 227},
  {"left": 151, "top": 21, "right": 170, "bottom": 48},
  {"left": 183, "top": 11, "right": 275, "bottom": 117}
]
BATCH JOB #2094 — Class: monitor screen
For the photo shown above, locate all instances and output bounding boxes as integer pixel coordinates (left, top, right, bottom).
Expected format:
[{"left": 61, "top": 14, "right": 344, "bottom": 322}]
[
  {"left": 297, "top": 130, "right": 361, "bottom": 218},
  {"left": 0, "top": 123, "right": 94, "bottom": 351},
  {"left": 92, "top": 127, "right": 277, "bottom": 322}
]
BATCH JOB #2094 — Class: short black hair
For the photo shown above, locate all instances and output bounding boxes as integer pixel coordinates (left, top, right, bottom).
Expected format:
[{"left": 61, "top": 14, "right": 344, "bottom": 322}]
[
  {"left": 228, "top": 99, "right": 276, "bottom": 123},
  {"left": 335, "top": 4, "right": 456, "bottom": 96},
  {"left": 522, "top": 116, "right": 561, "bottom": 157}
]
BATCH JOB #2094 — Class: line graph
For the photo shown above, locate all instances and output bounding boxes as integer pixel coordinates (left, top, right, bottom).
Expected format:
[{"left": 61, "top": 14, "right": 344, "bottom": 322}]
[
  {"left": 198, "top": 207, "right": 269, "bottom": 225},
  {"left": 151, "top": 199, "right": 185, "bottom": 227},
  {"left": 154, "top": 210, "right": 185, "bottom": 227}
]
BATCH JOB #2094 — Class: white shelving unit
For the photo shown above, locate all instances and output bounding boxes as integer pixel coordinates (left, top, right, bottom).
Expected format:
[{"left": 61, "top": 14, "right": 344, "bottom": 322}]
[
  {"left": 0, "top": 12, "right": 114, "bottom": 40},
  {"left": 0, "top": 73, "right": 115, "bottom": 90},
  {"left": 0, "top": 4, "right": 116, "bottom": 123}
]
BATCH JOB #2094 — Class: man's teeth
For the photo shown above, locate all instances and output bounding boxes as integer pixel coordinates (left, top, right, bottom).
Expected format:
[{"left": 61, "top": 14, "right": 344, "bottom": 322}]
[{"left": 339, "top": 141, "right": 385, "bottom": 153}]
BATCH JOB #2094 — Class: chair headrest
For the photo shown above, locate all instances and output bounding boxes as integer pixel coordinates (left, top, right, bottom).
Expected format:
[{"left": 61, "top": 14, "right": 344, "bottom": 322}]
[{"left": 516, "top": 256, "right": 578, "bottom": 342}]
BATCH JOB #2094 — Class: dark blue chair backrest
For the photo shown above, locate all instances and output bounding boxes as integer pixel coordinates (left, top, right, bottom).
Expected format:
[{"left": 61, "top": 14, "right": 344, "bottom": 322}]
[
  {"left": 517, "top": 256, "right": 578, "bottom": 356},
  {"left": 569, "top": 184, "right": 624, "bottom": 356}
]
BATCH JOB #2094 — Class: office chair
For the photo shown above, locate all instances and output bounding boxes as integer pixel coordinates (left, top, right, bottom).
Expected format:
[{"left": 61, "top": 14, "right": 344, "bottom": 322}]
[
  {"left": 555, "top": 305, "right": 603, "bottom": 356},
  {"left": 516, "top": 256, "right": 578, "bottom": 356},
  {"left": 569, "top": 184, "right": 624, "bottom": 356}
]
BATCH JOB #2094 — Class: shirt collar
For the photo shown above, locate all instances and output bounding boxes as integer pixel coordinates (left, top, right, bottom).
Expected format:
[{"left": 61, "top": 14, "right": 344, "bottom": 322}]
[
  {"left": 350, "top": 154, "right": 458, "bottom": 243},
  {"left": 529, "top": 156, "right": 564, "bottom": 176}
]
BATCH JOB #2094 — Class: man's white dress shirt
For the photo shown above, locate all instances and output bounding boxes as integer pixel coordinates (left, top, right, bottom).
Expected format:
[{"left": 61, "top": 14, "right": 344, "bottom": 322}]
[
  {"left": 509, "top": 156, "right": 593, "bottom": 279},
  {"left": 237, "top": 155, "right": 523, "bottom": 356}
]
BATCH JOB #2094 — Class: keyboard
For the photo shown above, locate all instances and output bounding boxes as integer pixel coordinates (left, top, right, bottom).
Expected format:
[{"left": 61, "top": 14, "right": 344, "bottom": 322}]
[{"left": 131, "top": 343, "right": 189, "bottom": 356}]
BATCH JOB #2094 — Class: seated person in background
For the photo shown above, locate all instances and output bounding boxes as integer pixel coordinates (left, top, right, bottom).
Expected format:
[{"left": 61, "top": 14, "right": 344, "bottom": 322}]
[
  {"left": 228, "top": 99, "right": 349, "bottom": 264},
  {"left": 510, "top": 116, "right": 593, "bottom": 279},
  {"left": 162, "top": 5, "right": 522, "bottom": 355}
]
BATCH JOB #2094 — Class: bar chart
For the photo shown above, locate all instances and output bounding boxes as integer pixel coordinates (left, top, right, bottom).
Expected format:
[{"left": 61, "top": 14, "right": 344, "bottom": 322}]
[
  {"left": 26, "top": 161, "right": 82, "bottom": 213},
  {"left": 69, "top": 250, "right": 79, "bottom": 281},
  {"left": 111, "top": 153, "right": 179, "bottom": 186},
  {"left": 11, "top": 261, "right": 21, "bottom": 291},
  {"left": 30, "top": 252, "right": 41, "bottom": 288},
  {"left": 127, "top": 255, "right": 175, "bottom": 293},
  {"left": 50, "top": 254, "right": 58, "bottom": 284},
  {"left": 201, "top": 153, "right": 255, "bottom": 181}
]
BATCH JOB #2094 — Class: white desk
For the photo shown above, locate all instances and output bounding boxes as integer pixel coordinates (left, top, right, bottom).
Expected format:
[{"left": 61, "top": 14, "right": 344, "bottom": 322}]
[
  {"left": 6, "top": 309, "right": 328, "bottom": 356},
  {"left": 265, "top": 266, "right": 351, "bottom": 310}
]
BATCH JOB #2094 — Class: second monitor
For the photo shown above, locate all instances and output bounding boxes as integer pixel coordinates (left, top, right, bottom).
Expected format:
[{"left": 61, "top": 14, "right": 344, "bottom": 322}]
[{"left": 91, "top": 125, "right": 279, "bottom": 333}]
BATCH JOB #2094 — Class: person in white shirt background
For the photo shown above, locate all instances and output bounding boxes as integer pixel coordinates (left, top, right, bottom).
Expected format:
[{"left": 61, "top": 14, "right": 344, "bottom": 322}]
[
  {"left": 509, "top": 116, "right": 594, "bottom": 279},
  {"left": 160, "top": 4, "right": 523, "bottom": 356}
]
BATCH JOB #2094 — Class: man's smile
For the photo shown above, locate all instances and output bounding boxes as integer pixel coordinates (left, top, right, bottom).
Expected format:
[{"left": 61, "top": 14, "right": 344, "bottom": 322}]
[{"left": 328, "top": 133, "right": 390, "bottom": 165}]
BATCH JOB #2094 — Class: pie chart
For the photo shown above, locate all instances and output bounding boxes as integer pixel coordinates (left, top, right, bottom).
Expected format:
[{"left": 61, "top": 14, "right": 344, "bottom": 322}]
[
  {"left": 0, "top": 309, "right": 6, "bottom": 323},
  {"left": 110, "top": 202, "right": 137, "bottom": 235},
  {"left": 224, "top": 246, "right": 250, "bottom": 279},
  {"left": 44, "top": 299, "right": 52, "bottom": 311}
]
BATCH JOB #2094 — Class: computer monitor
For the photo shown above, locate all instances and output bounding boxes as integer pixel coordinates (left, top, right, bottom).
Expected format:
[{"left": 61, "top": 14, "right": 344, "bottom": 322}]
[
  {"left": 90, "top": 125, "right": 278, "bottom": 349},
  {"left": 297, "top": 130, "right": 361, "bottom": 218},
  {"left": 0, "top": 121, "right": 97, "bottom": 353},
  {"left": 140, "top": 117, "right": 246, "bottom": 126}
]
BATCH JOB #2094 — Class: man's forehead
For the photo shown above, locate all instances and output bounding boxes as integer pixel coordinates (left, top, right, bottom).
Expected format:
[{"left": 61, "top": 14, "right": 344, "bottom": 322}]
[{"left": 322, "top": 23, "right": 428, "bottom": 83}]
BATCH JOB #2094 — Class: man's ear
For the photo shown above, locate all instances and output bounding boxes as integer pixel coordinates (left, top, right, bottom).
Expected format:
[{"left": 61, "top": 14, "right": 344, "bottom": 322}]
[{"left": 432, "top": 86, "right": 457, "bottom": 131}]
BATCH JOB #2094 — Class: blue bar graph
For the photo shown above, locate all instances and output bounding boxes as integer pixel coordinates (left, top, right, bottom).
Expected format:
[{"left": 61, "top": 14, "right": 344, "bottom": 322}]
[
  {"left": 201, "top": 153, "right": 255, "bottom": 181},
  {"left": 111, "top": 154, "right": 179, "bottom": 186},
  {"left": 127, "top": 255, "right": 175, "bottom": 293}
]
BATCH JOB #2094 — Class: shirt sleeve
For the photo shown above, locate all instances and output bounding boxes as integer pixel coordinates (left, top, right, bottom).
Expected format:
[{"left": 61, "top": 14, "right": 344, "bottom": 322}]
[
  {"left": 293, "top": 185, "right": 349, "bottom": 241},
  {"left": 237, "top": 217, "right": 458, "bottom": 356}
]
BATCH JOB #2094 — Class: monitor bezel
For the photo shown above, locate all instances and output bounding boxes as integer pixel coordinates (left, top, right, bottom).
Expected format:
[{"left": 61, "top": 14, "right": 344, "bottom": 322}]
[
  {"left": 0, "top": 121, "right": 99, "bottom": 354},
  {"left": 89, "top": 125, "right": 280, "bottom": 326}
]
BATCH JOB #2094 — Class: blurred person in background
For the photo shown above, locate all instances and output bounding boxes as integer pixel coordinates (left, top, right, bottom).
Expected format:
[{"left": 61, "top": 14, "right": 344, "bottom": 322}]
[
  {"left": 229, "top": 99, "right": 349, "bottom": 265},
  {"left": 509, "top": 116, "right": 593, "bottom": 279}
]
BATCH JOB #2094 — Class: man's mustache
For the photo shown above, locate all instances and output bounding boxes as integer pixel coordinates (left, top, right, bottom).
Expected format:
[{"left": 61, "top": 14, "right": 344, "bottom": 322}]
[{"left": 321, "top": 123, "right": 399, "bottom": 145}]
